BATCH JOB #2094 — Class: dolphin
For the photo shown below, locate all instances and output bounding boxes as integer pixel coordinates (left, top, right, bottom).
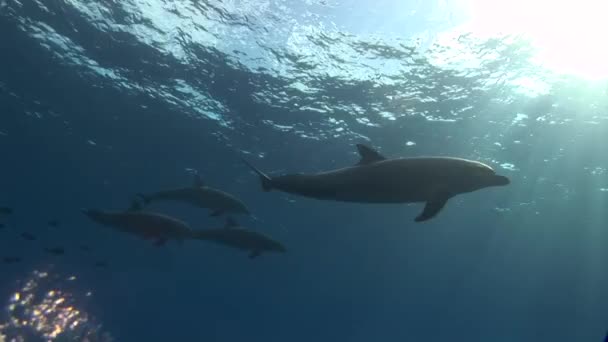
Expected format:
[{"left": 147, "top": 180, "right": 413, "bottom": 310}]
[
  {"left": 82, "top": 200, "right": 194, "bottom": 246},
  {"left": 242, "top": 144, "right": 510, "bottom": 222},
  {"left": 192, "top": 218, "right": 286, "bottom": 259},
  {"left": 137, "top": 175, "right": 250, "bottom": 217}
]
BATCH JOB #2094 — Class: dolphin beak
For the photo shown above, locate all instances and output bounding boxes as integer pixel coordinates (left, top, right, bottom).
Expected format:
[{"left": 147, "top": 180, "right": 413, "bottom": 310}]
[{"left": 492, "top": 175, "right": 510, "bottom": 186}]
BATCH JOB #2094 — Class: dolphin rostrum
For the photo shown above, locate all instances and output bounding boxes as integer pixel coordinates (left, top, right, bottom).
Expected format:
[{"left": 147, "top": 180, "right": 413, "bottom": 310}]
[
  {"left": 192, "top": 218, "right": 286, "bottom": 259},
  {"left": 137, "top": 174, "right": 250, "bottom": 217},
  {"left": 82, "top": 200, "right": 194, "bottom": 246},
  {"left": 242, "top": 144, "right": 510, "bottom": 222}
]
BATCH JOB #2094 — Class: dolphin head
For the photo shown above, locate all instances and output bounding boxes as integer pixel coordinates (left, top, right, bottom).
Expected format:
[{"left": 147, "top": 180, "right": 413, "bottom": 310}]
[
  {"left": 81, "top": 208, "right": 116, "bottom": 226},
  {"left": 462, "top": 162, "right": 510, "bottom": 192},
  {"left": 268, "top": 241, "right": 287, "bottom": 254}
]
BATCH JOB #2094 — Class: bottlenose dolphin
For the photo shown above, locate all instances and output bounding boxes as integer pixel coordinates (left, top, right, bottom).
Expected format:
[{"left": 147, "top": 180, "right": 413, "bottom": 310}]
[
  {"left": 82, "top": 201, "right": 194, "bottom": 246},
  {"left": 137, "top": 175, "right": 250, "bottom": 217},
  {"left": 192, "top": 218, "right": 286, "bottom": 259},
  {"left": 242, "top": 144, "right": 510, "bottom": 222}
]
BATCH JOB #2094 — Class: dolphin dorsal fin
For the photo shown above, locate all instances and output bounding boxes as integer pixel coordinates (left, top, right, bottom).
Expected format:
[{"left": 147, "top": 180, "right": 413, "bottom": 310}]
[
  {"left": 224, "top": 217, "right": 238, "bottom": 229},
  {"left": 128, "top": 199, "right": 143, "bottom": 212},
  {"left": 356, "top": 144, "right": 386, "bottom": 165},
  {"left": 193, "top": 174, "right": 205, "bottom": 187}
]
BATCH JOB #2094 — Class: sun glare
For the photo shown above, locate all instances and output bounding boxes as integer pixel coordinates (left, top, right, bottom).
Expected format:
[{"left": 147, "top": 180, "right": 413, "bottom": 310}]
[{"left": 462, "top": 0, "right": 608, "bottom": 79}]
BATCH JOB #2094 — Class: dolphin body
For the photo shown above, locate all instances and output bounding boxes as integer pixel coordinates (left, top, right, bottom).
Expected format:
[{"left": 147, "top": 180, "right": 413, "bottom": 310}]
[
  {"left": 242, "top": 144, "right": 510, "bottom": 222},
  {"left": 82, "top": 201, "right": 194, "bottom": 246},
  {"left": 137, "top": 175, "right": 250, "bottom": 217},
  {"left": 192, "top": 218, "right": 286, "bottom": 259}
]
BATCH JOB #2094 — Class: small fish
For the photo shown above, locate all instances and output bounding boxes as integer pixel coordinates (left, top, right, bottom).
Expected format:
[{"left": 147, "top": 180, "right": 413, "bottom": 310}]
[
  {"left": 93, "top": 261, "right": 108, "bottom": 268},
  {"left": 20, "top": 232, "right": 36, "bottom": 241},
  {"left": 47, "top": 219, "right": 61, "bottom": 228},
  {"left": 44, "top": 247, "right": 65, "bottom": 256},
  {"left": 3, "top": 256, "right": 22, "bottom": 264},
  {"left": 0, "top": 207, "right": 12, "bottom": 215}
]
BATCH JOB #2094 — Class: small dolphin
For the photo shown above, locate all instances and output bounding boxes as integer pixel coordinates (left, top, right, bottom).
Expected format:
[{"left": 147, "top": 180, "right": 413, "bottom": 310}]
[
  {"left": 20, "top": 232, "right": 36, "bottom": 241},
  {"left": 82, "top": 200, "right": 194, "bottom": 246},
  {"left": 44, "top": 247, "right": 65, "bottom": 256},
  {"left": 192, "top": 218, "right": 286, "bottom": 259},
  {"left": 137, "top": 174, "right": 250, "bottom": 217},
  {"left": 242, "top": 144, "right": 510, "bottom": 222},
  {"left": 3, "top": 256, "right": 21, "bottom": 264},
  {"left": 47, "top": 219, "right": 60, "bottom": 228}
]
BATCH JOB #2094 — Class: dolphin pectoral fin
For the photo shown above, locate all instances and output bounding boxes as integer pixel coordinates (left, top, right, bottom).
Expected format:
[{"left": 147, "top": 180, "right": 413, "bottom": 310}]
[
  {"left": 210, "top": 209, "right": 224, "bottom": 217},
  {"left": 193, "top": 174, "right": 205, "bottom": 187},
  {"left": 415, "top": 198, "right": 449, "bottom": 222},
  {"left": 355, "top": 144, "right": 386, "bottom": 165},
  {"left": 248, "top": 250, "right": 261, "bottom": 259},
  {"left": 224, "top": 217, "right": 238, "bottom": 229},
  {"left": 154, "top": 238, "right": 168, "bottom": 247}
]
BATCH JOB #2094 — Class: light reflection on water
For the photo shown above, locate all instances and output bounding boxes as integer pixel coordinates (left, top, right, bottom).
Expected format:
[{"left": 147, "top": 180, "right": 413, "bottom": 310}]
[{"left": 0, "top": 268, "right": 112, "bottom": 342}]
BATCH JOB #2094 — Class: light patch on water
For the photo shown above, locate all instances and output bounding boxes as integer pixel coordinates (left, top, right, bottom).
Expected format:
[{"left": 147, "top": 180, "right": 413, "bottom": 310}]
[
  {"left": 87, "top": 140, "right": 97, "bottom": 146},
  {"left": 500, "top": 163, "right": 518, "bottom": 171},
  {"left": 378, "top": 111, "right": 396, "bottom": 120},
  {"left": 300, "top": 105, "right": 328, "bottom": 114},
  {"left": 0, "top": 269, "right": 113, "bottom": 341},
  {"left": 586, "top": 167, "right": 606, "bottom": 175},
  {"left": 600, "top": 188, "right": 608, "bottom": 192},
  {"left": 173, "top": 80, "right": 224, "bottom": 122},
  {"left": 422, "top": 115, "right": 457, "bottom": 122},
  {"left": 512, "top": 113, "right": 528, "bottom": 125},
  {"left": 510, "top": 76, "right": 552, "bottom": 97},
  {"left": 288, "top": 81, "right": 319, "bottom": 94},
  {"left": 405, "top": 141, "right": 416, "bottom": 146},
  {"left": 262, "top": 120, "right": 293, "bottom": 132}
]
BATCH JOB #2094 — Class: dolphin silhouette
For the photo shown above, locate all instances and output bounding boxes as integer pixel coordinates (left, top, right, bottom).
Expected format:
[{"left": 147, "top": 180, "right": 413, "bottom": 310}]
[
  {"left": 192, "top": 218, "right": 286, "bottom": 259},
  {"left": 82, "top": 200, "right": 194, "bottom": 246},
  {"left": 242, "top": 144, "right": 510, "bottom": 222},
  {"left": 137, "top": 174, "right": 250, "bottom": 217}
]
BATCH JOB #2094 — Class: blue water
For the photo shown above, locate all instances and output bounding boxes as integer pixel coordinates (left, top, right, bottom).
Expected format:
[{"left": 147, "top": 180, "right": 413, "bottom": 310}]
[{"left": 1, "top": 0, "right": 608, "bottom": 341}]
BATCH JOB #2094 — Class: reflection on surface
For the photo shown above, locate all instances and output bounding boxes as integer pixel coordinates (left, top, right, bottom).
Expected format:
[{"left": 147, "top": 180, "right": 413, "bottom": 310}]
[{"left": 0, "top": 269, "right": 112, "bottom": 342}]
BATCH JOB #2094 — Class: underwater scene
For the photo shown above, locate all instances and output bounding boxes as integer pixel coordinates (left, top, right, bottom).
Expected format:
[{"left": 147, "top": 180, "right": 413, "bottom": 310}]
[{"left": 1, "top": 0, "right": 608, "bottom": 341}]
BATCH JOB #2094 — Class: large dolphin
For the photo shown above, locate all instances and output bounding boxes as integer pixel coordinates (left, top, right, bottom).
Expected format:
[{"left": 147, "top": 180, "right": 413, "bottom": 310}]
[
  {"left": 137, "top": 174, "right": 250, "bottom": 217},
  {"left": 82, "top": 201, "right": 194, "bottom": 246},
  {"left": 192, "top": 218, "right": 286, "bottom": 259},
  {"left": 242, "top": 144, "right": 510, "bottom": 222}
]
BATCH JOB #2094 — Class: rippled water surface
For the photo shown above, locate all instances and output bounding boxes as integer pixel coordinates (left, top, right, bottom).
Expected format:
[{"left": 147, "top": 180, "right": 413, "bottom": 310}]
[{"left": 1, "top": 0, "right": 608, "bottom": 341}]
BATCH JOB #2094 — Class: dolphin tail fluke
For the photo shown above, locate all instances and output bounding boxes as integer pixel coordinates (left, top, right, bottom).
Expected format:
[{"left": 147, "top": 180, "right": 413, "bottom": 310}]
[{"left": 240, "top": 158, "right": 273, "bottom": 192}]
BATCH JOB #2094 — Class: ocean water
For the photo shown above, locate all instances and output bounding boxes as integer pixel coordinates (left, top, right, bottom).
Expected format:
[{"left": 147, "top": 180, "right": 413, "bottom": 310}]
[{"left": 1, "top": 0, "right": 608, "bottom": 341}]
